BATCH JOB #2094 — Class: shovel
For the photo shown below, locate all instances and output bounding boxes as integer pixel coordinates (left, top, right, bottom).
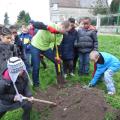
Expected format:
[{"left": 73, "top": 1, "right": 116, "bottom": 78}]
[
  {"left": 22, "top": 96, "right": 57, "bottom": 106},
  {"left": 54, "top": 35, "right": 65, "bottom": 85}
]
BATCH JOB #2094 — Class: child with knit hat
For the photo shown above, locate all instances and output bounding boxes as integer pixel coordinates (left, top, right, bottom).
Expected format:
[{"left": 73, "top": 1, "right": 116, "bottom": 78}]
[
  {"left": 88, "top": 51, "right": 120, "bottom": 95},
  {"left": 0, "top": 57, "right": 33, "bottom": 120}
]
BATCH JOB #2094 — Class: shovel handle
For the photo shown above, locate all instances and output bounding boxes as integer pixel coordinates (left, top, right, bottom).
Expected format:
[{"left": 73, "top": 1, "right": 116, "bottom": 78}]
[{"left": 23, "top": 97, "right": 57, "bottom": 106}]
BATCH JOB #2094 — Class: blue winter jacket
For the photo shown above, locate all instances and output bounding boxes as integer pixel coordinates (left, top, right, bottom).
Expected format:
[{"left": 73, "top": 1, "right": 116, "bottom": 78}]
[
  {"left": 90, "top": 52, "right": 120, "bottom": 86},
  {"left": 60, "top": 28, "right": 78, "bottom": 60},
  {"left": 19, "top": 33, "right": 32, "bottom": 53}
]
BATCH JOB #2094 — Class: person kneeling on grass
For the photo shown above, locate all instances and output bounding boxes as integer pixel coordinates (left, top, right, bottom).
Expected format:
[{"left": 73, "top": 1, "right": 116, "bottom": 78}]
[
  {"left": 88, "top": 51, "right": 120, "bottom": 95},
  {"left": 0, "top": 57, "right": 33, "bottom": 120}
]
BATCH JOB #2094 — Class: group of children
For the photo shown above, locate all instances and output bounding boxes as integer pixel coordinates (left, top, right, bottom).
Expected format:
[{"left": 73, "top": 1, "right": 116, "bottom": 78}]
[
  {"left": 61, "top": 17, "right": 120, "bottom": 95},
  {"left": 0, "top": 25, "right": 33, "bottom": 120},
  {"left": 0, "top": 17, "right": 120, "bottom": 119},
  {"left": 0, "top": 20, "right": 69, "bottom": 119}
]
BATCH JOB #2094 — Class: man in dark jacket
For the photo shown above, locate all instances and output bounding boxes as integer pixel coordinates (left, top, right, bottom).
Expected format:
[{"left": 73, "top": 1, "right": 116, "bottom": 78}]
[
  {"left": 61, "top": 18, "right": 78, "bottom": 78},
  {"left": 75, "top": 17, "right": 98, "bottom": 75},
  {"left": 0, "top": 57, "right": 33, "bottom": 120}
]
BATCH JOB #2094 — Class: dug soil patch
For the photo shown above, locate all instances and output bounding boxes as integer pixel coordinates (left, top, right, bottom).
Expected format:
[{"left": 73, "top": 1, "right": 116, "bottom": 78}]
[{"left": 33, "top": 84, "right": 117, "bottom": 120}]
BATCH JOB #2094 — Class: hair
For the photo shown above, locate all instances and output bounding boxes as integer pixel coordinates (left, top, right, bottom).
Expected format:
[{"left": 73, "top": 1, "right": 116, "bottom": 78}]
[
  {"left": 61, "top": 20, "right": 70, "bottom": 29},
  {"left": 89, "top": 51, "right": 99, "bottom": 60},
  {"left": 9, "top": 25, "right": 17, "bottom": 30},
  {"left": 84, "top": 17, "right": 91, "bottom": 22},
  {"left": 0, "top": 27, "right": 12, "bottom": 36},
  {"left": 29, "top": 20, "right": 34, "bottom": 24},
  {"left": 68, "top": 17, "right": 75, "bottom": 23}
]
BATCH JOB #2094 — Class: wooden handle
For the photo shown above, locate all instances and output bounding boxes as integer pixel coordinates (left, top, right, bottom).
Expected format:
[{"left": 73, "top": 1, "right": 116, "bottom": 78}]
[{"left": 23, "top": 97, "right": 57, "bottom": 106}]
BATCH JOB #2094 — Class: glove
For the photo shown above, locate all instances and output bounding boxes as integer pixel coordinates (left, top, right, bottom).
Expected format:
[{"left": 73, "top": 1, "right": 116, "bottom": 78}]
[
  {"left": 47, "top": 26, "right": 64, "bottom": 34},
  {"left": 55, "top": 57, "right": 61, "bottom": 64},
  {"left": 83, "top": 83, "right": 92, "bottom": 89},
  {"left": 88, "top": 83, "right": 93, "bottom": 87},
  {"left": 14, "top": 94, "right": 23, "bottom": 102}
]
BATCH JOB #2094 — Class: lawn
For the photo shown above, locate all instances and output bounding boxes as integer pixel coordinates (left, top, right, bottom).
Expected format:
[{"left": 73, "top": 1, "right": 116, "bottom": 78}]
[{"left": 1, "top": 35, "right": 120, "bottom": 120}]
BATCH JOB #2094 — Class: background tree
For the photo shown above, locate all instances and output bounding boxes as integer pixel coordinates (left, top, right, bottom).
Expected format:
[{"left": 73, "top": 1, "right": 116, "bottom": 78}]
[
  {"left": 17, "top": 10, "right": 31, "bottom": 26},
  {"left": 90, "top": 0, "right": 109, "bottom": 15},
  {"left": 110, "top": 0, "right": 120, "bottom": 13},
  {"left": 24, "top": 13, "right": 31, "bottom": 24},
  {"left": 4, "top": 12, "right": 9, "bottom": 26}
]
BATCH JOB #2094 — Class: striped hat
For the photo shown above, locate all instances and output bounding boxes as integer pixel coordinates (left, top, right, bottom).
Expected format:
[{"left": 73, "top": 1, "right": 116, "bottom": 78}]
[{"left": 7, "top": 57, "right": 27, "bottom": 83}]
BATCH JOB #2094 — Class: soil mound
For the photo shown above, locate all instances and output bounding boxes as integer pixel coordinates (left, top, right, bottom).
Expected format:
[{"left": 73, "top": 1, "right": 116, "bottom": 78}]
[{"left": 33, "top": 84, "right": 116, "bottom": 120}]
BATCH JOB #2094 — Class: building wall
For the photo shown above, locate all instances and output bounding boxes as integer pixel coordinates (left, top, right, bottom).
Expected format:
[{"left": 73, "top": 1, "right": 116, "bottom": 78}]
[
  {"left": 50, "top": 7, "right": 93, "bottom": 22},
  {"left": 98, "top": 26, "right": 120, "bottom": 34}
]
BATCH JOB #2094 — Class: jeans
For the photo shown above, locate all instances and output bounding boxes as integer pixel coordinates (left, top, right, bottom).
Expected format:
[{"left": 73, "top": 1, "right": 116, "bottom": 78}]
[
  {"left": 40, "top": 55, "right": 47, "bottom": 69},
  {"left": 31, "top": 45, "right": 58, "bottom": 86},
  {"left": 24, "top": 53, "right": 31, "bottom": 73},
  {"left": 63, "top": 60, "right": 73, "bottom": 74},
  {"left": 73, "top": 50, "right": 79, "bottom": 73},
  {"left": 104, "top": 69, "right": 116, "bottom": 92},
  {"left": 79, "top": 52, "right": 90, "bottom": 74}
]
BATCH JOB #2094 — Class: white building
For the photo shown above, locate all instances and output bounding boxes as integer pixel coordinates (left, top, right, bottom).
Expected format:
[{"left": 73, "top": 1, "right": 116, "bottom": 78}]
[{"left": 50, "top": 0, "right": 108, "bottom": 22}]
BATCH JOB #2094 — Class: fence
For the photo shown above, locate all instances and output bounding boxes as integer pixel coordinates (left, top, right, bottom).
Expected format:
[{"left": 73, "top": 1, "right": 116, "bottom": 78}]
[{"left": 96, "top": 13, "right": 120, "bottom": 34}]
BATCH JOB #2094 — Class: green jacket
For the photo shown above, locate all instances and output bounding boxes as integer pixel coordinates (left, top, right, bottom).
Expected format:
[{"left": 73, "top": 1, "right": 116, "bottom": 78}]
[{"left": 31, "top": 23, "right": 63, "bottom": 51}]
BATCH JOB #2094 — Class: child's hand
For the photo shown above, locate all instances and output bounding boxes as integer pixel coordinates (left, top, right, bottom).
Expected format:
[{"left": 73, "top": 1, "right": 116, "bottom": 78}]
[
  {"left": 14, "top": 94, "right": 23, "bottom": 102},
  {"left": 83, "top": 83, "right": 92, "bottom": 90},
  {"left": 88, "top": 83, "right": 93, "bottom": 87}
]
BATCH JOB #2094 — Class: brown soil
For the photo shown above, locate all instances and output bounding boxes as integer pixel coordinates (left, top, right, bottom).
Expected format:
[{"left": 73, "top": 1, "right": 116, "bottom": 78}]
[{"left": 33, "top": 84, "right": 118, "bottom": 120}]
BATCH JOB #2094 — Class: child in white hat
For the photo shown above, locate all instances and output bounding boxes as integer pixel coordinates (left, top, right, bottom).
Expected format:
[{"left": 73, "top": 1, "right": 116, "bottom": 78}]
[{"left": 0, "top": 57, "right": 33, "bottom": 120}]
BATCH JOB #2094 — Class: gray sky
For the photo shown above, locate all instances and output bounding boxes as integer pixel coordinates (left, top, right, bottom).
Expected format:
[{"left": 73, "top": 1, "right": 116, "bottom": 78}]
[
  {"left": 108, "top": 0, "right": 112, "bottom": 5},
  {"left": 0, "top": 0, "right": 112, "bottom": 24},
  {"left": 0, "top": 0, "right": 50, "bottom": 24}
]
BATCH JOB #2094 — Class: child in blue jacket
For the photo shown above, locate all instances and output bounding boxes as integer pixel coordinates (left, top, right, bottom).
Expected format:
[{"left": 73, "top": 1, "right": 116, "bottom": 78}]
[
  {"left": 88, "top": 51, "right": 120, "bottom": 95},
  {"left": 19, "top": 25, "right": 32, "bottom": 72}
]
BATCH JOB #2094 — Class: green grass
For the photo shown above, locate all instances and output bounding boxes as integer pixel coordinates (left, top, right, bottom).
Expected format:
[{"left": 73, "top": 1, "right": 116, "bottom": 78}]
[{"left": 1, "top": 35, "right": 120, "bottom": 120}]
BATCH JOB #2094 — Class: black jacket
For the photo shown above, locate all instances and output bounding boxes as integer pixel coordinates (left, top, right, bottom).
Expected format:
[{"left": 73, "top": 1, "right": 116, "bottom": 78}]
[
  {"left": 0, "top": 72, "right": 32, "bottom": 104},
  {"left": 61, "top": 28, "right": 78, "bottom": 60},
  {"left": 0, "top": 42, "right": 18, "bottom": 76},
  {"left": 14, "top": 35, "right": 25, "bottom": 60},
  {"left": 74, "top": 28, "right": 98, "bottom": 53}
]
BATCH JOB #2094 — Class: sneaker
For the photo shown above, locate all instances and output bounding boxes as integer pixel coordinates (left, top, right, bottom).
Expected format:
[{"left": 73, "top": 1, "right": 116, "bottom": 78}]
[
  {"left": 108, "top": 91, "right": 116, "bottom": 95},
  {"left": 64, "top": 74, "right": 68, "bottom": 78},
  {"left": 70, "top": 73, "right": 75, "bottom": 76}
]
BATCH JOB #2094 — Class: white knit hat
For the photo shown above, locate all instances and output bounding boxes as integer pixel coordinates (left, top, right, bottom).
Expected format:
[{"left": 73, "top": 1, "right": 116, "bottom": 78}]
[{"left": 7, "top": 57, "right": 27, "bottom": 83}]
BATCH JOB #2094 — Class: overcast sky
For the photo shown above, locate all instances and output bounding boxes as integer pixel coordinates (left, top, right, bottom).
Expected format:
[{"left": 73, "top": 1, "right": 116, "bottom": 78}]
[
  {"left": 0, "top": 0, "right": 50, "bottom": 24},
  {"left": 0, "top": 0, "right": 112, "bottom": 24}
]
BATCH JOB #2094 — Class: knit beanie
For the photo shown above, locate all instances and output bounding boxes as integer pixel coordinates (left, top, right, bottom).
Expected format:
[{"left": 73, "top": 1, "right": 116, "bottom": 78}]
[{"left": 7, "top": 57, "right": 27, "bottom": 83}]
